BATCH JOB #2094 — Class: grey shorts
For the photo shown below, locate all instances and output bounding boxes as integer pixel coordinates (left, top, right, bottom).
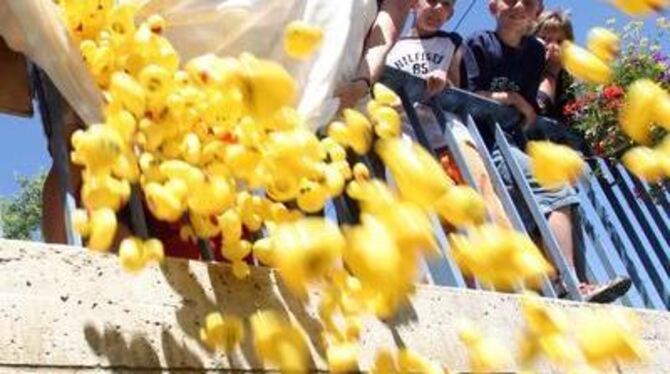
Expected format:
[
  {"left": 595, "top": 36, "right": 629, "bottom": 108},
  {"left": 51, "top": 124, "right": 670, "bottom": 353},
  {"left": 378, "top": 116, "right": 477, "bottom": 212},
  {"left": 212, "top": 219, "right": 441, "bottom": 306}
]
[{"left": 492, "top": 145, "right": 579, "bottom": 229}]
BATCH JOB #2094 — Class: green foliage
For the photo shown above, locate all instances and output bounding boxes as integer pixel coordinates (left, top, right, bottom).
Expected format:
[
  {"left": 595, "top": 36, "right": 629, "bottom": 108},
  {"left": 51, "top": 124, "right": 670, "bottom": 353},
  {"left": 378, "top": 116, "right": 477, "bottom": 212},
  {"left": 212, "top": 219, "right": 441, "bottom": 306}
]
[{"left": 0, "top": 171, "right": 47, "bottom": 241}]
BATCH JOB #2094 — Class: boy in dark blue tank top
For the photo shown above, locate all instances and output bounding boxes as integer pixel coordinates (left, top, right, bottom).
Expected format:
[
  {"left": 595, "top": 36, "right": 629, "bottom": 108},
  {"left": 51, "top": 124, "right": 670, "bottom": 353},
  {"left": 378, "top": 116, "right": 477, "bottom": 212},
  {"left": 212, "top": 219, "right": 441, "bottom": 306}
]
[{"left": 463, "top": 0, "right": 631, "bottom": 303}]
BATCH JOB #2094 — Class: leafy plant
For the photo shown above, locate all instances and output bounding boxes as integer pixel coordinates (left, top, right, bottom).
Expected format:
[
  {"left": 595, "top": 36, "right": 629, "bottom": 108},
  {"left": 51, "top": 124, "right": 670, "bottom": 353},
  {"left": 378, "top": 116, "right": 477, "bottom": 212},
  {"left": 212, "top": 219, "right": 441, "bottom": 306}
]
[
  {"left": 564, "top": 17, "right": 669, "bottom": 159},
  {"left": 0, "top": 171, "right": 46, "bottom": 241}
]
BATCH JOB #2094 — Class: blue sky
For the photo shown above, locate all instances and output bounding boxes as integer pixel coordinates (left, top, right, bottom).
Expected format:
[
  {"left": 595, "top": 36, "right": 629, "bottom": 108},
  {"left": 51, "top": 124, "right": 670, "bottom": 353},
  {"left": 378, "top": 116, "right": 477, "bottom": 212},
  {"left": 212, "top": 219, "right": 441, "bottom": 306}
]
[{"left": 0, "top": 0, "right": 658, "bottom": 197}]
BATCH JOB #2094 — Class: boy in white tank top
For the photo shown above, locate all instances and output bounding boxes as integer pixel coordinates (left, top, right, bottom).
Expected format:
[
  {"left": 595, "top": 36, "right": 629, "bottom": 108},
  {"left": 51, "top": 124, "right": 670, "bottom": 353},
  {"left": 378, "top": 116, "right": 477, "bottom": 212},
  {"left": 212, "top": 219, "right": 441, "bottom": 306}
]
[{"left": 385, "top": 0, "right": 513, "bottom": 229}]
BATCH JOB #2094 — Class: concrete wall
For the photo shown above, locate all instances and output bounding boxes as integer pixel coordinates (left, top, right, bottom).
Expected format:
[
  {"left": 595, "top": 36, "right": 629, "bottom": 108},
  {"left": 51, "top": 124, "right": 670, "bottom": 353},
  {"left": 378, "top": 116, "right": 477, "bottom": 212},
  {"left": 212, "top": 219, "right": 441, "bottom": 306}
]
[{"left": 1, "top": 239, "right": 669, "bottom": 373}]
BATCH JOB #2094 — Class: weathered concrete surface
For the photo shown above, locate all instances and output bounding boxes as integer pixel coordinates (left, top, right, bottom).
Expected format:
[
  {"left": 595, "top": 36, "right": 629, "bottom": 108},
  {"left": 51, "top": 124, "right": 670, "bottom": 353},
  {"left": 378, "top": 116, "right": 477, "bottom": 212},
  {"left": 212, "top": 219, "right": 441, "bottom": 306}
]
[{"left": 1, "top": 239, "right": 669, "bottom": 373}]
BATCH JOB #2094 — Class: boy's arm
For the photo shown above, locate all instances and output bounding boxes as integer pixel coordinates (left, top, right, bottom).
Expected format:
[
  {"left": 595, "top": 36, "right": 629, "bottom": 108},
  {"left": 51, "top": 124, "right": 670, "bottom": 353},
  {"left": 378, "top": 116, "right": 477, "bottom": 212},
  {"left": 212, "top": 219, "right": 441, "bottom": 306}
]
[
  {"left": 335, "top": 0, "right": 416, "bottom": 109},
  {"left": 447, "top": 45, "right": 464, "bottom": 89},
  {"left": 475, "top": 90, "right": 538, "bottom": 126}
]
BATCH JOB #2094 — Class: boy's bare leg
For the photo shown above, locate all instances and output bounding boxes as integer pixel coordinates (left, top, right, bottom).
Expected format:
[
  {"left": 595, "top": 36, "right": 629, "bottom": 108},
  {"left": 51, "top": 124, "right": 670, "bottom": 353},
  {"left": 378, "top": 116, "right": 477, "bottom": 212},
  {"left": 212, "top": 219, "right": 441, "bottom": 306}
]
[
  {"left": 461, "top": 143, "right": 513, "bottom": 229},
  {"left": 547, "top": 206, "right": 578, "bottom": 281}
]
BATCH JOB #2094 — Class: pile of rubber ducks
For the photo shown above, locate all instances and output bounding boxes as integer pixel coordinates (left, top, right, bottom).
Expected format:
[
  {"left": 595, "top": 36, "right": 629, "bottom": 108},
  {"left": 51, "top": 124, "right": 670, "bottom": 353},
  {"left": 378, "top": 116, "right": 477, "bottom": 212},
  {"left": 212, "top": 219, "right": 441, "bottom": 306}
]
[{"left": 54, "top": 0, "right": 658, "bottom": 373}]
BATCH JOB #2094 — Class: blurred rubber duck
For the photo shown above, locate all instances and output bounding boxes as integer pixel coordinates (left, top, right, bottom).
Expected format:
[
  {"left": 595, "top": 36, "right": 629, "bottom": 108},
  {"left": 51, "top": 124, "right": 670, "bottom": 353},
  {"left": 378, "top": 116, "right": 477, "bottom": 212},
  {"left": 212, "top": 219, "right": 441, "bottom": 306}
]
[
  {"left": 271, "top": 218, "right": 345, "bottom": 299},
  {"left": 586, "top": 27, "right": 620, "bottom": 63},
  {"left": 251, "top": 310, "right": 309, "bottom": 373},
  {"left": 622, "top": 146, "right": 667, "bottom": 181},
  {"left": 576, "top": 311, "right": 647, "bottom": 367},
  {"left": 119, "top": 236, "right": 164, "bottom": 273},
  {"left": 609, "top": 0, "right": 670, "bottom": 16},
  {"left": 73, "top": 207, "right": 118, "bottom": 252},
  {"left": 527, "top": 141, "right": 585, "bottom": 188},
  {"left": 283, "top": 21, "right": 323, "bottom": 60},
  {"left": 619, "top": 79, "right": 663, "bottom": 144},
  {"left": 459, "top": 320, "right": 513, "bottom": 372},
  {"left": 200, "top": 312, "right": 244, "bottom": 351},
  {"left": 561, "top": 41, "right": 612, "bottom": 84},
  {"left": 519, "top": 294, "right": 579, "bottom": 368},
  {"left": 376, "top": 138, "right": 453, "bottom": 209}
]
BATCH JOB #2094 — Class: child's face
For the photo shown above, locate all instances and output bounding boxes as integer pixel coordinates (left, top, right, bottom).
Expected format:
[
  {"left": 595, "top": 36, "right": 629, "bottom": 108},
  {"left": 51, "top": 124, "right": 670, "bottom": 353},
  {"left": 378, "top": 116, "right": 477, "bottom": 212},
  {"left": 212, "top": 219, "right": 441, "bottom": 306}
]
[
  {"left": 415, "top": 0, "right": 455, "bottom": 34},
  {"left": 537, "top": 25, "right": 568, "bottom": 48},
  {"left": 490, "top": 0, "right": 542, "bottom": 34}
]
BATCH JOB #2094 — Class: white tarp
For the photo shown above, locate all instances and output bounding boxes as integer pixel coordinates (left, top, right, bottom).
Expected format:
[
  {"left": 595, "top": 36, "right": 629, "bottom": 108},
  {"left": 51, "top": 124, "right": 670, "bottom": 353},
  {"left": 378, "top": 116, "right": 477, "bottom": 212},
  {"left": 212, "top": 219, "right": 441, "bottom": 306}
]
[{"left": 0, "top": 0, "right": 377, "bottom": 129}]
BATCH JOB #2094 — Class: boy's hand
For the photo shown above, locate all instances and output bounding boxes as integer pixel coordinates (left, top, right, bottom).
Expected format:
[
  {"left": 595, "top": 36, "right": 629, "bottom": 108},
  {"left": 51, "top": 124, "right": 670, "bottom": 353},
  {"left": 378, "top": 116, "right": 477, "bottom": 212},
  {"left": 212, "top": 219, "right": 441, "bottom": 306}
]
[
  {"left": 508, "top": 92, "right": 537, "bottom": 127},
  {"left": 490, "top": 91, "right": 515, "bottom": 106},
  {"left": 425, "top": 70, "right": 449, "bottom": 98},
  {"left": 489, "top": 92, "right": 537, "bottom": 127}
]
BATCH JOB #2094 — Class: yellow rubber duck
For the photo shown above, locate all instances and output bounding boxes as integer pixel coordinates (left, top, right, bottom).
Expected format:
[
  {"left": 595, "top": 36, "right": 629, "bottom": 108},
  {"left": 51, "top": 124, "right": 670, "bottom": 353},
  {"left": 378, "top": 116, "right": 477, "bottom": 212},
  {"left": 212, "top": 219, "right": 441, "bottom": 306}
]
[
  {"left": 371, "top": 106, "right": 402, "bottom": 139},
  {"left": 376, "top": 138, "right": 453, "bottom": 209},
  {"left": 343, "top": 109, "right": 374, "bottom": 155},
  {"left": 283, "top": 21, "right": 324, "bottom": 60},
  {"left": 372, "top": 83, "right": 402, "bottom": 107},
  {"left": 327, "top": 342, "right": 359, "bottom": 373},
  {"left": 81, "top": 174, "right": 131, "bottom": 211},
  {"left": 586, "top": 27, "right": 620, "bottom": 63},
  {"left": 561, "top": 41, "right": 612, "bottom": 85},
  {"left": 434, "top": 185, "right": 487, "bottom": 228},
  {"left": 622, "top": 146, "right": 666, "bottom": 181},
  {"left": 189, "top": 212, "right": 221, "bottom": 239},
  {"left": 619, "top": 79, "right": 661, "bottom": 144},
  {"left": 71, "top": 124, "right": 124, "bottom": 173},
  {"left": 87, "top": 208, "right": 118, "bottom": 252},
  {"left": 251, "top": 310, "right": 309, "bottom": 373},
  {"left": 520, "top": 294, "right": 579, "bottom": 367},
  {"left": 296, "top": 178, "right": 330, "bottom": 213},
  {"left": 119, "top": 237, "right": 146, "bottom": 272},
  {"left": 609, "top": 0, "right": 669, "bottom": 16},
  {"left": 239, "top": 53, "right": 297, "bottom": 121},
  {"left": 576, "top": 311, "right": 647, "bottom": 367},
  {"left": 199, "top": 312, "right": 245, "bottom": 351},
  {"left": 398, "top": 349, "right": 444, "bottom": 374},
  {"left": 459, "top": 320, "right": 513, "bottom": 372},
  {"left": 221, "top": 240, "right": 252, "bottom": 279},
  {"left": 144, "top": 179, "right": 188, "bottom": 222},
  {"left": 188, "top": 176, "right": 235, "bottom": 216},
  {"left": 527, "top": 141, "right": 585, "bottom": 188},
  {"left": 272, "top": 218, "right": 345, "bottom": 298},
  {"left": 109, "top": 72, "right": 146, "bottom": 119}
]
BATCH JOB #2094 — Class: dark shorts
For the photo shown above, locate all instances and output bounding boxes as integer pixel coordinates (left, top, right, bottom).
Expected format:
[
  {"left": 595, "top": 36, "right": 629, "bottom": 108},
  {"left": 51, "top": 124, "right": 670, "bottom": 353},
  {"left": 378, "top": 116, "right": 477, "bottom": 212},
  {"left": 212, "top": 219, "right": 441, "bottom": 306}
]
[
  {"left": 525, "top": 119, "right": 591, "bottom": 156},
  {"left": 492, "top": 145, "right": 579, "bottom": 230}
]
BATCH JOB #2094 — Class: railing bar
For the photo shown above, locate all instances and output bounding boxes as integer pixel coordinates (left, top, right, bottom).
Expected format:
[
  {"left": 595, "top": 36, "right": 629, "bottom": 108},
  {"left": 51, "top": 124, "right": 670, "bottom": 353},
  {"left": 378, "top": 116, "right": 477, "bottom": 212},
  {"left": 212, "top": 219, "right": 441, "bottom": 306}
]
[
  {"left": 576, "top": 168, "right": 644, "bottom": 291},
  {"left": 493, "top": 124, "right": 582, "bottom": 301},
  {"left": 384, "top": 164, "right": 466, "bottom": 288},
  {"left": 581, "top": 220, "right": 639, "bottom": 308},
  {"left": 630, "top": 176, "right": 670, "bottom": 240},
  {"left": 612, "top": 164, "right": 670, "bottom": 271},
  {"left": 33, "top": 68, "right": 82, "bottom": 247},
  {"left": 575, "top": 180, "right": 645, "bottom": 308},
  {"left": 197, "top": 239, "right": 214, "bottom": 262},
  {"left": 129, "top": 185, "right": 149, "bottom": 239},
  {"left": 595, "top": 159, "right": 670, "bottom": 308},
  {"left": 582, "top": 172, "right": 665, "bottom": 309},
  {"left": 463, "top": 114, "right": 555, "bottom": 296},
  {"left": 427, "top": 101, "right": 479, "bottom": 189}
]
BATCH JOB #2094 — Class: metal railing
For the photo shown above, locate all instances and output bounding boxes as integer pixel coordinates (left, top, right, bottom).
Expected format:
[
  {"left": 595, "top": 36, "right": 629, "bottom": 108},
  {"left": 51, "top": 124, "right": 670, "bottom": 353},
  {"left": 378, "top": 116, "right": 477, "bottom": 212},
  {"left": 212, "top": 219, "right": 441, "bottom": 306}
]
[
  {"left": 37, "top": 66, "right": 670, "bottom": 311},
  {"left": 379, "top": 67, "right": 669, "bottom": 310}
]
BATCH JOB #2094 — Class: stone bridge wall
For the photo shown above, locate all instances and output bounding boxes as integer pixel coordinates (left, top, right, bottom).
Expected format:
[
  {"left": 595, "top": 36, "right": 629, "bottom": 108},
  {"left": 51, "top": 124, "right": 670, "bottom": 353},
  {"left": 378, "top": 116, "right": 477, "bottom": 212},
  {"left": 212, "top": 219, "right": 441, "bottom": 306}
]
[{"left": 1, "top": 239, "right": 669, "bottom": 373}]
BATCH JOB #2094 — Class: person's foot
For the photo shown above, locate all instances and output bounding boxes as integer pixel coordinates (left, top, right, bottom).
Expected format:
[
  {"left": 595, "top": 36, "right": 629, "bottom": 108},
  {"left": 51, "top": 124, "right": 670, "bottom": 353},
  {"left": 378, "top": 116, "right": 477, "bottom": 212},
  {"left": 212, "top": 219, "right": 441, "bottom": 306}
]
[{"left": 580, "top": 277, "right": 632, "bottom": 303}]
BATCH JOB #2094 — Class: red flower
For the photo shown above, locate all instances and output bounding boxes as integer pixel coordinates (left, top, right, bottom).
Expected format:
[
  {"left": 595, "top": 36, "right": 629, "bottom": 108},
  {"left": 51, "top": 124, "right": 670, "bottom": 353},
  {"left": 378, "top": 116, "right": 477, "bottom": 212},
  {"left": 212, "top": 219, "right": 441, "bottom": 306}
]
[
  {"left": 604, "top": 99, "right": 622, "bottom": 111},
  {"left": 595, "top": 141, "right": 605, "bottom": 155},
  {"left": 584, "top": 92, "right": 598, "bottom": 102},
  {"left": 603, "top": 85, "right": 625, "bottom": 101},
  {"left": 563, "top": 101, "right": 582, "bottom": 116}
]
